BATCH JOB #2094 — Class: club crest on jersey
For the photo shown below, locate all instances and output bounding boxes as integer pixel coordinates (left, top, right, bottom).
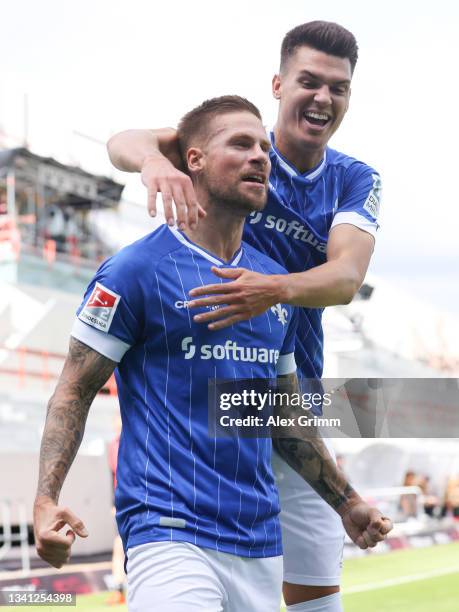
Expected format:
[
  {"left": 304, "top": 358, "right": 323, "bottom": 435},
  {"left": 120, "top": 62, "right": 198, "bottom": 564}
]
[
  {"left": 78, "top": 282, "right": 120, "bottom": 333},
  {"left": 270, "top": 303, "right": 288, "bottom": 326}
]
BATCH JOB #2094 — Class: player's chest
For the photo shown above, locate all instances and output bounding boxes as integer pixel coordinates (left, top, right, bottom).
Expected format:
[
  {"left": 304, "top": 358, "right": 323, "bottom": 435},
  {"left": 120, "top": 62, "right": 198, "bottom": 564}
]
[
  {"left": 243, "top": 191, "right": 329, "bottom": 272},
  {"left": 271, "top": 172, "right": 339, "bottom": 227},
  {"left": 147, "top": 263, "right": 289, "bottom": 355}
]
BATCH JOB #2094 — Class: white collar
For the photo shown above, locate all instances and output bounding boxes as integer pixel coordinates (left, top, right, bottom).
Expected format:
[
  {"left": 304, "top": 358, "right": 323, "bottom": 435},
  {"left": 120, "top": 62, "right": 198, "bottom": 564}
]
[
  {"left": 168, "top": 226, "right": 244, "bottom": 267},
  {"left": 270, "top": 131, "right": 327, "bottom": 180}
]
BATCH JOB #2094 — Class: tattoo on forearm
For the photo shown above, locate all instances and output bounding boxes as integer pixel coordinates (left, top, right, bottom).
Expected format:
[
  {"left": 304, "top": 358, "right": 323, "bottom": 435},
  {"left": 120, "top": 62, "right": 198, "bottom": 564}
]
[
  {"left": 273, "top": 372, "right": 356, "bottom": 511},
  {"left": 273, "top": 437, "right": 355, "bottom": 509},
  {"left": 36, "top": 338, "right": 116, "bottom": 502}
]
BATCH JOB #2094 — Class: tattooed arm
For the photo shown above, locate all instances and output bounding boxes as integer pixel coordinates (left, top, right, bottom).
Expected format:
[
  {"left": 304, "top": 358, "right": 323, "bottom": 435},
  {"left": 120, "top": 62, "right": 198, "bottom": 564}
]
[
  {"left": 33, "top": 337, "right": 117, "bottom": 568},
  {"left": 273, "top": 372, "right": 392, "bottom": 549}
]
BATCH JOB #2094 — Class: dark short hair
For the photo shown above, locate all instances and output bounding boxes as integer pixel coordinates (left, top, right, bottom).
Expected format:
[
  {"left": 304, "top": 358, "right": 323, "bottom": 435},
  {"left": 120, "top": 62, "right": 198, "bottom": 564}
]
[
  {"left": 177, "top": 95, "right": 262, "bottom": 160},
  {"left": 280, "top": 21, "right": 358, "bottom": 74}
]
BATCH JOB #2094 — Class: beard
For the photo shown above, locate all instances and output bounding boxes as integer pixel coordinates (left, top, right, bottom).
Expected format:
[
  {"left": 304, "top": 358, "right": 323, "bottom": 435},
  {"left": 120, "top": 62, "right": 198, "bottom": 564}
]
[{"left": 203, "top": 174, "right": 267, "bottom": 217}]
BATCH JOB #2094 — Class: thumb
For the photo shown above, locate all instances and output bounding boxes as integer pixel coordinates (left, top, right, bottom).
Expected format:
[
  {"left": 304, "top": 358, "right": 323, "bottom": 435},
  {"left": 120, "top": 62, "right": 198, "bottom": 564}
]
[
  {"left": 62, "top": 509, "right": 88, "bottom": 538},
  {"left": 211, "top": 266, "right": 243, "bottom": 280},
  {"left": 65, "top": 529, "right": 76, "bottom": 544},
  {"left": 368, "top": 509, "right": 392, "bottom": 534},
  {"left": 367, "top": 517, "right": 383, "bottom": 535}
]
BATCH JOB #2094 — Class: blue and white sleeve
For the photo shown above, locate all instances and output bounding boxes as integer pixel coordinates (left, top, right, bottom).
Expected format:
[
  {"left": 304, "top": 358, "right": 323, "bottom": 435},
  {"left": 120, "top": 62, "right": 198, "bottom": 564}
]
[
  {"left": 71, "top": 254, "right": 145, "bottom": 363},
  {"left": 276, "top": 306, "right": 298, "bottom": 376},
  {"left": 331, "top": 162, "right": 381, "bottom": 238}
]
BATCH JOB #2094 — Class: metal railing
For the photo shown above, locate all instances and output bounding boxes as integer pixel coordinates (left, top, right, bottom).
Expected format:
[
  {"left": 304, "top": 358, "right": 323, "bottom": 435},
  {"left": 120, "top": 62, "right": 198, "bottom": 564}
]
[
  {"left": 0, "top": 500, "right": 30, "bottom": 574},
  {"left": 0, "top": 344, "right": 117, "bottom": 395},
  {"left": 362, "top": 485, "right": 425, "bottom": 524}
]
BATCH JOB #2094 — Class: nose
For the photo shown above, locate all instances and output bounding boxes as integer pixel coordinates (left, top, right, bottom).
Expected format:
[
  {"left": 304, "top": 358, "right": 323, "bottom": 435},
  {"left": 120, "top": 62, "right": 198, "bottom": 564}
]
[
  {"left": 314, "top": 84, "right": 332, "bottom": 106},
  {"left": 249, "top": 144, "right": 269, "bottom": 167}
]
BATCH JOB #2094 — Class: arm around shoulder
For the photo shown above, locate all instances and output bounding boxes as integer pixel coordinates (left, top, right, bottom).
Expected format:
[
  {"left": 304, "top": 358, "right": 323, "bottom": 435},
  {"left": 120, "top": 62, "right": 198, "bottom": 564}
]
[
  {"left": 106, "top": 127, "right": 202, "bottom": 226},
  {"left": 107, "top": 127, "right": 182, "bottom": 172},
  {"left": 277, "top": 223, "right": 375, "bottom": 308}
]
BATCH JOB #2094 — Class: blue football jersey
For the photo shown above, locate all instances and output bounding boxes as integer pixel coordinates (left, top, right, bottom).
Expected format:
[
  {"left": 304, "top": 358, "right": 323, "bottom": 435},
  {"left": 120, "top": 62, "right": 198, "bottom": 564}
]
[
  {"left": 243, "top": 134, "right": 381, "bottom": 384},
  {"left": 72, "top": 225, "right": 297, "bottom": 558}
]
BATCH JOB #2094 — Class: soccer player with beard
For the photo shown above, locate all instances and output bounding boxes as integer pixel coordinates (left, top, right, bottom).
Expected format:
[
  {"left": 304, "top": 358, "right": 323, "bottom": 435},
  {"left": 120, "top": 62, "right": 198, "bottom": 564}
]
[
  {"left": 34, "top": 96, "right": 386, "bottom": 612},
  {"left": 107, "top": 22, "right": 390, "bottom": 612}
]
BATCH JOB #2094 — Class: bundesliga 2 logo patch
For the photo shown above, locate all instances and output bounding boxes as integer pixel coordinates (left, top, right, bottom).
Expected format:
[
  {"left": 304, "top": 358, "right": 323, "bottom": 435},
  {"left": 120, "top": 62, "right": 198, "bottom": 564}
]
[
  {"left": 78, "top": 282, "right": 120, "bottom": 333},
  {"left": 363, "top": 173, "right": 382, "bottom": 220}
]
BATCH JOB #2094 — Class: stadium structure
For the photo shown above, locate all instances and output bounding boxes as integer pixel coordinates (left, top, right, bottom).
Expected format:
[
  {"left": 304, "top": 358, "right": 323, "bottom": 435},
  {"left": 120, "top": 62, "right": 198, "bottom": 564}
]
[{"left": 0, "top": 147, "right": 458, "bottom": 602}]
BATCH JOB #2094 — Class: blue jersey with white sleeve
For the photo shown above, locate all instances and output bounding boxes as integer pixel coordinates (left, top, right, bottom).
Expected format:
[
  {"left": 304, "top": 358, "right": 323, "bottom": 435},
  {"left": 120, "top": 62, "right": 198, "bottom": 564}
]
[
  {"left": 243, "top": 135, "right": 381, "bottom": 383},
  {"left": 71, "top": 225, "right": 297, "bottom": 558}
]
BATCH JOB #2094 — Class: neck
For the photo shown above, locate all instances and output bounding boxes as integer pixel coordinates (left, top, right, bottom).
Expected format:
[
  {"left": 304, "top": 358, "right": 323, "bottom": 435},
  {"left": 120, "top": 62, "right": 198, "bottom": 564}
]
[
  {"left": 273, "top": 124, "right": 325, "bottom": 173},
  {"left": 182, "top": 192, "right": 246, "bottom": 263}
]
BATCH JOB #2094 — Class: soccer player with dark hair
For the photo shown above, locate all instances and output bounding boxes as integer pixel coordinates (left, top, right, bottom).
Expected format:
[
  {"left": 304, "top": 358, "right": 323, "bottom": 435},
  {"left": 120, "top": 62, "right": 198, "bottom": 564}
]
[
  {"left": 34, "top": 95, "right": 388, "bottom": 611},
  {"left": 107, "top": 21, "right": 389, "bottom": 612}
]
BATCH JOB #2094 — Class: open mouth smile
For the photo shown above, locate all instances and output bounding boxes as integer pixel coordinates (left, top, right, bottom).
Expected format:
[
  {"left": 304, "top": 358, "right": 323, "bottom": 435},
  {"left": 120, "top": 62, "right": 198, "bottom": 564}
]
[
  {"left": 302, "top": 111, "right": 331, "bottom": 128},
  {"left": 241, "top": 173, "right": 267, "bottom": 186}
]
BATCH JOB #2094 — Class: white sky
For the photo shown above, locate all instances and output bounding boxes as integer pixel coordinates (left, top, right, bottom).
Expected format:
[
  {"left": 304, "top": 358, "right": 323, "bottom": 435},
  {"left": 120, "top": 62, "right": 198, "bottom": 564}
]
[{"left": 1, "top": 0, "right": 458, "bottom": 313}]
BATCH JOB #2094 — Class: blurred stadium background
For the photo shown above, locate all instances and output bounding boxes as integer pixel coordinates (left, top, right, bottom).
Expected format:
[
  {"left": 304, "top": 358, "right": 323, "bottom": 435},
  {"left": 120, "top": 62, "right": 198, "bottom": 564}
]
[{"left": 1, "top": 141, "right": 459, "bottom": 611}]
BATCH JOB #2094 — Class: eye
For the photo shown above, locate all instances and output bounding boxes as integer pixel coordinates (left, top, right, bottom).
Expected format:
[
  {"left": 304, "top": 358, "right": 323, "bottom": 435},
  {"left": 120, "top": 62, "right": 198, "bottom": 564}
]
[
  {"left": 300, "top": 80, "right": 317, "bottom": 89},
  {"left": 232, "top": 140, "right": 250, "bottom": 149},
  {"left": 331, "top": 86, "right": 348, "bottom": 95}
]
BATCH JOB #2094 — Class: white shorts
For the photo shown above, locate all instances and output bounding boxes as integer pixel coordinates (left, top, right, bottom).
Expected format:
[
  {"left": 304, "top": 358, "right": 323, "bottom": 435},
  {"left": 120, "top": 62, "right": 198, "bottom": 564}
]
[
  {"left": 273, "top": 438, "right": 345, "bottom": 586},
  {"left": 126, "top": 541, "right": 283, "bottom": 612}
]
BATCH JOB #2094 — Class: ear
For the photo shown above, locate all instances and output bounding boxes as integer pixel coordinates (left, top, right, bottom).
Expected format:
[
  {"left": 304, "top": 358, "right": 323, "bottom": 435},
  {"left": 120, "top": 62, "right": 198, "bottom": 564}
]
[
  {"left": 187, "top": 147, "right": 205, "bottom": 173},
  {"left": 272, "top": 74, "right": 281, "bottom": 100}
]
